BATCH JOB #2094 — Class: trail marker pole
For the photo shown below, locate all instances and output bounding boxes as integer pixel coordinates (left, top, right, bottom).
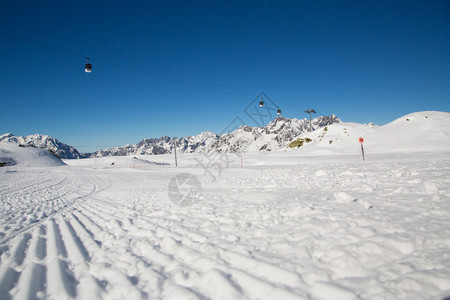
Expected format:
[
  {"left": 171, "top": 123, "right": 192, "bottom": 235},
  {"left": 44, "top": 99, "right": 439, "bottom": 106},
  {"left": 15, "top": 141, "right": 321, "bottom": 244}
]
[
  {"left": 174, "top": 142, "right": 178, "bottom": 167},
  {"left": 359, "top": 137, "right": 365, "bottom": 161}
]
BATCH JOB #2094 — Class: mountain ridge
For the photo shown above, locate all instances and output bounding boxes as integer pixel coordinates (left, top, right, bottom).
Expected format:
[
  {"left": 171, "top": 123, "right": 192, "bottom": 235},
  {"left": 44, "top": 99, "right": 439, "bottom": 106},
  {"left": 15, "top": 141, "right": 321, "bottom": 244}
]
[
  {"left": 0, "top": 115, "right": 341, "bottom": 158},
  {"left": 2, "top": 111, "right": 450, "bottom": 159},
  {"left": 91, "top": 114, "right": 341, "bottom": 157}
]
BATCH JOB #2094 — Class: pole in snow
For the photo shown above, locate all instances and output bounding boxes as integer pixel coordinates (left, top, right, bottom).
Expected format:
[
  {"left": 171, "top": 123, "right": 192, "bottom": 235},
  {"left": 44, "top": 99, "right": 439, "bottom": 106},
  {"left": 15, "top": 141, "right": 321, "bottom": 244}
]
[
  {"left": 174, "top": 141, "right": 178, "bottom": 167},
  {"left": 359, "top": 137, "right": 365, "bottom": 161}
]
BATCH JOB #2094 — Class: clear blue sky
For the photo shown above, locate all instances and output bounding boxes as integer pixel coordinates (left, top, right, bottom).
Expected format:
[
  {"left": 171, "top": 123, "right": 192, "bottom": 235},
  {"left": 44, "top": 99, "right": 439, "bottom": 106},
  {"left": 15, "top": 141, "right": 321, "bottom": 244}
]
[{"left": 1, "top": 0, "right": 449, "bottom": 152}]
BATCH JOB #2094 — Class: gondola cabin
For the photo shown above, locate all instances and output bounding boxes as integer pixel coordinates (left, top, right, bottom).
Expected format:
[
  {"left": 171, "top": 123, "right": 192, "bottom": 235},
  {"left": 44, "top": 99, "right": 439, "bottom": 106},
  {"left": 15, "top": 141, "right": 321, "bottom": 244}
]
[
  {"left": 85, "top": 58, "right": 92, "bottom": 73},
  {"left": 259, "top": 97, "right": 264, "bottom": 107}
]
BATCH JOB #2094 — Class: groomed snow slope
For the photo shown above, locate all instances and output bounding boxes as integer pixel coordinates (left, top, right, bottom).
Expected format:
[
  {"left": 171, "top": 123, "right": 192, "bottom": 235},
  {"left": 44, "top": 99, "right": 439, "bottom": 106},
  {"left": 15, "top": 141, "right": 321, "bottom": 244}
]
[{"left": 0, "top": 112, "right": 450, "bottom": 300}]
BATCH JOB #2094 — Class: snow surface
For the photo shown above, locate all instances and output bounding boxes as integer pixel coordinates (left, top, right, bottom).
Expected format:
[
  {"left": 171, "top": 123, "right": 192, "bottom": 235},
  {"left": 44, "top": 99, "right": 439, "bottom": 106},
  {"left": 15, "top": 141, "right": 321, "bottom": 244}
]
[
  {"left": 0, "top": 143, "right": 65, "bottom": 168},
  {"left": 1, "top": 112, "right": 450, "bottom": 299},
  {"left": 288, "top": 111, "right": 450, "bottom": 155}
]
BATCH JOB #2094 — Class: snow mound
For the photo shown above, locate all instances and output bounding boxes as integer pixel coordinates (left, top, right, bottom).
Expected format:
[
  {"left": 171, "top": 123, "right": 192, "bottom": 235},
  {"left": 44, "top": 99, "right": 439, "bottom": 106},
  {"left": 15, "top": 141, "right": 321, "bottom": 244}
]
[
  {"left": 0, "top": 142, "right": 65, "bottom": 167},
  {"left": 334, "top": 192, "right": 356, "bottom": 203}
]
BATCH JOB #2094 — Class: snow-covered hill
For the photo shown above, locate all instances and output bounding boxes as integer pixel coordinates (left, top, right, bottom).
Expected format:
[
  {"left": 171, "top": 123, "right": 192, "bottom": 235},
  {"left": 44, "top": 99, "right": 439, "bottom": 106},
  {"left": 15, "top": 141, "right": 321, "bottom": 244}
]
[
  {"left": 0, "top": 142, "right": 65, "bottom": 167},
  {"left": 288, "top": 111, "right": 450, "bottom": 155},
  {"left": 0, "top": 133, "right": 83, "bottom": 159}
]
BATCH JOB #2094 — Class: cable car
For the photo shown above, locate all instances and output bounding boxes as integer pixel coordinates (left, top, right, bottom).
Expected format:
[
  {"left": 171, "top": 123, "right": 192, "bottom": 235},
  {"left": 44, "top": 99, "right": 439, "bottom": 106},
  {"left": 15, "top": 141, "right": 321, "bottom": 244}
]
[
  {"left": 277, "top": 108, "right": 282, "bottom": 115},
  {"left": 259, "top": 97, "right": 264, "bottom": 108},
  {"left": 85, "top": 57, "right": 92, "bottom": 73}
]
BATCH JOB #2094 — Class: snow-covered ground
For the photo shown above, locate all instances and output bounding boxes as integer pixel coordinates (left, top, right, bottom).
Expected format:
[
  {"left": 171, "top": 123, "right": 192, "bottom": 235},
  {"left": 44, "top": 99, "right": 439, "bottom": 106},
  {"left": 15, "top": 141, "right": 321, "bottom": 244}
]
[{"left": 1, "top": 112, "right": 450, "bottom": 299}]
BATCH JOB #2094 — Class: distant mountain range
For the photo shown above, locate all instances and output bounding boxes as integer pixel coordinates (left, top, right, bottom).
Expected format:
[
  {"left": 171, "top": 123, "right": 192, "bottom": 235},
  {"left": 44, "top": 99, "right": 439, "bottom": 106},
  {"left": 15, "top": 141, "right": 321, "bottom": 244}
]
[
  {"left": 0, "top": 114, "right": 341, "bottom": 159},
  {"left": 91, "top": 115, "right": 341, "bottom": 157}
]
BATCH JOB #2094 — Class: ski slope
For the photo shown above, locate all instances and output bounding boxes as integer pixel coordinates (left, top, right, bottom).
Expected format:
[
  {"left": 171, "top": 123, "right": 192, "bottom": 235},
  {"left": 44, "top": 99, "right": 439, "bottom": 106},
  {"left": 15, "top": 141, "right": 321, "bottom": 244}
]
[
  {"left": 1, "top": 112, "right": 450, "bottom": 299},
  {"left": 289, "top": 111, "right": 450, "bottom": 155}
]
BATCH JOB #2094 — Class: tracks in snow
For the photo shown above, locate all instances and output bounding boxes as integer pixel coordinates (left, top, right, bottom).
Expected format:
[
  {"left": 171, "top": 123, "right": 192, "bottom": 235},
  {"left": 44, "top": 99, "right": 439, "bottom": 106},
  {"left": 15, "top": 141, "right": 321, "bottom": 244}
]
[
  {"left": 0, "top": 171, "right": 114, "bottom": 300},
  {"left": 0, "top": 171, "right": 110, "bottom": 246},
  {"left": 0, "top": 170, "right": 309, "bottom": 299},
  {"left": 73, "top": 197, "right": 307, "bottom": 299},
  {"left": 1, "top": 155, "right": 449, "bottom": 299}
]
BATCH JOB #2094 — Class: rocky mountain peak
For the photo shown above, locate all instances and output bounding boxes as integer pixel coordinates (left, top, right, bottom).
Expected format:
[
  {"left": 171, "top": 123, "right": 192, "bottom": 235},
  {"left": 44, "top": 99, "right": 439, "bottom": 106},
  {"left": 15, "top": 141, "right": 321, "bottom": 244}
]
[{"left": 0, "top": 133, "right": 83, "bottom": 159}]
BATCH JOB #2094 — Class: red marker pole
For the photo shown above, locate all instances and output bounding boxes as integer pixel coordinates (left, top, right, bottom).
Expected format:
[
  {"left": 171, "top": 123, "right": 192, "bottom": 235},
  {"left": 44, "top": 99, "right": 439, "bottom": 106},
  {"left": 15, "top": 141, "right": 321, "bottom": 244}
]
[{"left": 359, "top": 137, "right": 365, "bottom": 161}]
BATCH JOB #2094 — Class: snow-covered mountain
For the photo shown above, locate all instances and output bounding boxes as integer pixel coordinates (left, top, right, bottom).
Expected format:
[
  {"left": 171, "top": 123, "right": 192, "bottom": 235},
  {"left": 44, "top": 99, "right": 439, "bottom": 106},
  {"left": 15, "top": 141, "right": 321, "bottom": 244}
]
[
  {"left": 91, "top": 114, "right": 341, "bottom": 157},
  {"left": 0, "top": 133, "right": 83, "bottom": 159},
  {"left": 3, "top": 111, "right": 449, "bottom": 160}
]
